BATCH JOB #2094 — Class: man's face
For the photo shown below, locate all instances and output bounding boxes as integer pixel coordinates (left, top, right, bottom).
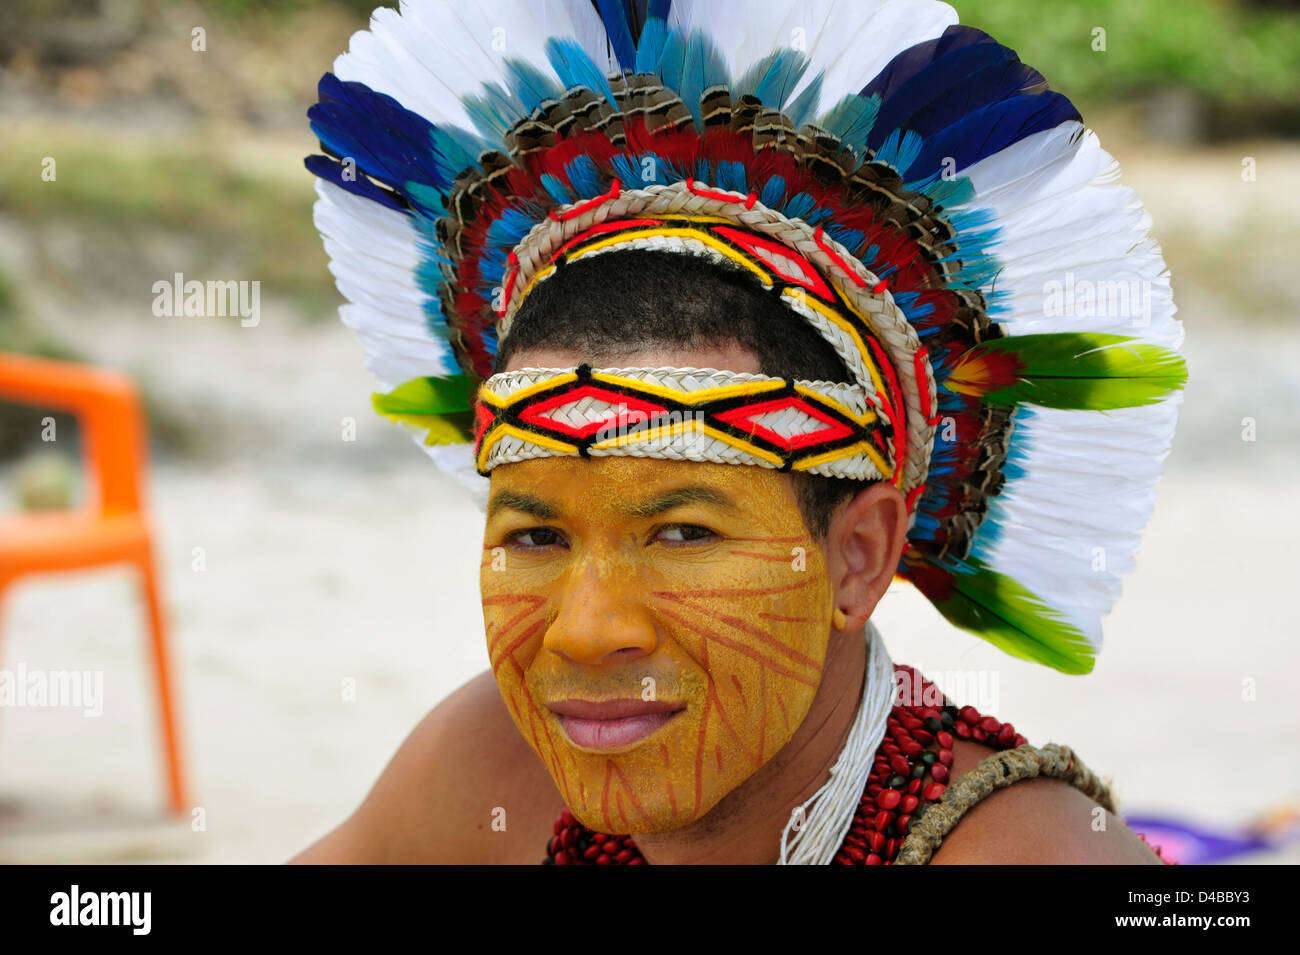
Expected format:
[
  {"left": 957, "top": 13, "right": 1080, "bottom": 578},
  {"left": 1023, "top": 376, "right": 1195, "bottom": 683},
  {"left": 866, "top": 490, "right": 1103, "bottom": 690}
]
[{"left": 480, "top": 454, "right": 835, "bottom": 834}]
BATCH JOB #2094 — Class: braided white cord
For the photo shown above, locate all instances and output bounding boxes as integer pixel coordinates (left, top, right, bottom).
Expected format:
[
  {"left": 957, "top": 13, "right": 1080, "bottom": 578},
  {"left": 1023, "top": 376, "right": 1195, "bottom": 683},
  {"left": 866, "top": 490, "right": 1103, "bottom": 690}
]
[
  {"left": 779, "top": 620, "right": 894, "bottom": 866},
  {"left": 499, "top": 180, "right": 937, "bottom": 494}
]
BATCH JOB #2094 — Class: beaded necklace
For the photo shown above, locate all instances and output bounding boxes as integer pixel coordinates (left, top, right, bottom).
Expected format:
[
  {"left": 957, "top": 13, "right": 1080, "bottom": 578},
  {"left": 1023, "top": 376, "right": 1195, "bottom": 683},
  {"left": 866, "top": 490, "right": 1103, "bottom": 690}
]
[{"left": 542, "top": 664, "right": 1028, "bottom": 865}]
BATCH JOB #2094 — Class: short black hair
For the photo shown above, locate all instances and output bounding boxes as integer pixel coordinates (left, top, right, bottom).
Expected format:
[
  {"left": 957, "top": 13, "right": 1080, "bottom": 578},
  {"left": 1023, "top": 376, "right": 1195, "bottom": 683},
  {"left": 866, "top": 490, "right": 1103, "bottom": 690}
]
[{"left": 495, "top": 249, "right": 873, "bottom": 538}]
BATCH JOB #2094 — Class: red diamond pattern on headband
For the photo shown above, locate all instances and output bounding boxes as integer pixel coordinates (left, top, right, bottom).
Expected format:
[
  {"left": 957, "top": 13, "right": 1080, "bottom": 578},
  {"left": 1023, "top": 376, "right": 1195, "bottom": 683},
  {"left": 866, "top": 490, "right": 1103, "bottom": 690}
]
[
  {"left": 714, "top": 395, "right": 856, "bottom": 451},
  {"left": 518, "top": 385, "right": 671, "bottom": 440}
]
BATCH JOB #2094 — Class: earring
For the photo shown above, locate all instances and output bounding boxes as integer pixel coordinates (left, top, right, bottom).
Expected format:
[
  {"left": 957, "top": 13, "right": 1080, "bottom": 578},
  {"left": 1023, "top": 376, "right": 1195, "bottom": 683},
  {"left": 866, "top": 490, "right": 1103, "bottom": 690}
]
[{"left": 832, "top": 606, "right": 847, "bottom": 630}]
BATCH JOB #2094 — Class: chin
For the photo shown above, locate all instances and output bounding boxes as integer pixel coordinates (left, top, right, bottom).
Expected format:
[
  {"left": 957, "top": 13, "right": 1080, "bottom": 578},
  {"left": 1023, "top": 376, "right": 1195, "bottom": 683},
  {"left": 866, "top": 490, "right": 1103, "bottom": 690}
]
[{"left": 542, "top": 712, "right": 772, "bottom": 836}]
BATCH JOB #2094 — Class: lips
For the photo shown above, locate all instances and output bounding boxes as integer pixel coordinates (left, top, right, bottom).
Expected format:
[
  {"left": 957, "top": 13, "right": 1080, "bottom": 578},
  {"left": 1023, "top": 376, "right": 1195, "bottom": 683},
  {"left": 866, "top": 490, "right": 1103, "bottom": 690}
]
[{"left": 548, "top": 698, "right": 685, "bottom": 751}]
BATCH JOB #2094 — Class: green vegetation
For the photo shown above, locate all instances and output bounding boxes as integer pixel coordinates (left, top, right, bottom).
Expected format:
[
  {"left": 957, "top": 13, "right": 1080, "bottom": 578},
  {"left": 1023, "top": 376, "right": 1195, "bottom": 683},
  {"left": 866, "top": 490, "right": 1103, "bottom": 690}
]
[
  {"left": 952, "top": 0, "right": 1300, "bottom": 111},
  {"left": 0, "top": 127, "right": 340, "bottom": 317}
]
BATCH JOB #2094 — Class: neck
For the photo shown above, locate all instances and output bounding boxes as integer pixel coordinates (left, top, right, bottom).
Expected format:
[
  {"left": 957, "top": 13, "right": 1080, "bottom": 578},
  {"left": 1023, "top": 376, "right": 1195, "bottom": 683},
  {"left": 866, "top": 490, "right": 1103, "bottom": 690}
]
[{"left": 632, "top": 625, "right": 869, "bottom": 865}]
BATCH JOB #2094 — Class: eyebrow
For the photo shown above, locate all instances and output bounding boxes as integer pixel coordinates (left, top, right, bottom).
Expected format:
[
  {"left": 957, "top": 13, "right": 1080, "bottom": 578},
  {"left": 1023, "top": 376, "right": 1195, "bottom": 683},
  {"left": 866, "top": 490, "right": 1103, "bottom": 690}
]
[
  {"left": 487, "top": 491, "right": 561, "bottom": 521},
  {"left": 623, "top": 486, "right": 738, "bottom": 518},
  {"left": 486, "top": 485, "right": 738, "bottom": 521}
]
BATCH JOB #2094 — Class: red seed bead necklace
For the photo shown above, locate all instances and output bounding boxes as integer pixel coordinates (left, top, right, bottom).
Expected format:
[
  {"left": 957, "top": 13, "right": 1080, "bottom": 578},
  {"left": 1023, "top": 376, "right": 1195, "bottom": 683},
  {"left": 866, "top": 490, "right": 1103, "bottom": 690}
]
[{"left": 543, "top": 665, "right": 1032, "bottom": 866}]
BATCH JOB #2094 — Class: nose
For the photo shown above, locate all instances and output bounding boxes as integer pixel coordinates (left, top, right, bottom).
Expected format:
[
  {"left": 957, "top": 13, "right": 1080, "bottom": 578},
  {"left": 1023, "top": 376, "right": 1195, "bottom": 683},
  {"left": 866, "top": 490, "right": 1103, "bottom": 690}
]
[{"left": 543, "top": 551, "right": 658, "bottom": 666}]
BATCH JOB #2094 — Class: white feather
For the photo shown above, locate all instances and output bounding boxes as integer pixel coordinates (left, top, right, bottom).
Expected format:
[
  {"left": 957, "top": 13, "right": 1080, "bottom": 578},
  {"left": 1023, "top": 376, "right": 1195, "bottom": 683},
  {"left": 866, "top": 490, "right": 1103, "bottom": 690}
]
[
  {"left": 958, "top": 123, "right": 1183, "bottom": 351},
  {"left": 334, "top": 0, "right": 607, "bottom": 132},
  {"left": 684, "top": 1, "right": 956, "bottom": 117},
  {"left": 973, "top": 395, "right": 1184, "bottom": 650},
  {"left": 313, "top": 180, "right": 457, "bottom": 390}
]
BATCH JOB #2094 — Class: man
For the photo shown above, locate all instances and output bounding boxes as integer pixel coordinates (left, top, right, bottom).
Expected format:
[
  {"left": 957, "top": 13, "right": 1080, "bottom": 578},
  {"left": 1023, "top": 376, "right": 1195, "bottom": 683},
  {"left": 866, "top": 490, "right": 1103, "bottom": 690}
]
[{"left": 295, "top": 0, "right": 1185, "bottom": 864}]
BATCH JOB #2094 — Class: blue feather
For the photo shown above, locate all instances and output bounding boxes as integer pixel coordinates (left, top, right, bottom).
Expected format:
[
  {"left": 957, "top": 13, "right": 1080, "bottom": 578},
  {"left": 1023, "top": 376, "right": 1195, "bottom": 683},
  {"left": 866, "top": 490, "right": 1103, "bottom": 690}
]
[
  {"left": 784, "top": 71, "right": 823, "bottom": 129},
  {"left": 860, "top": 26, "right": 997, "bottom": 111},
  {"left": 427, "top": 127, "right": 483, "bottom": 198},
  {"left": 486, "top": 207, "right": 538, "bottom": 248},
  {"left": 545, "top": 37, "right": 618, "bottom": 108},
  {"left": 504, "top": 58, "right": 562, "bottom": 113},
  {"left": 461, "top": 80, "right": 522, "bottom": 141},
  {"left": 540, "top": 173, "right": 574, "bottom": 205},
  {"left": 873, "top": 128, "right": 924, "bottom": 173},
  {"left": 565, "top": 155, "right": 607, "bottom": 199},
  {"left": 781, "top": 191, "right": 815, "bottom": 220},
  {"left": 735, "top": 49, "right": 810, "bottom": 112},
  {"left": 870, "top": 45, "right": 1042, "bottom": 150},
  {"left": 824, "top": 221, "right": 864, "bottom": 250},
  {"left": 635, "top": 16, "right": 668, "bottom": 73},
  {"left": 404, "top": 181, "right": 447, "bottom": 217},
  {"left": 309, "top": 74, "right": 487, "bottom": 215},
  {"left": 594, "top": 0, "right": 639, "bottom": 71},
  {"left": 611, "top": 154, "right": 639, "bottom": 185},
  {"left": 715, "top": 160, "right": 747, "bottom": 193},
  {"left": 759, "top": 175, "right": 786, "bottom": 209},
  {"left": 655, "top": 27, "right": 688, "bottom": 91},
  {"left": 816, "top": 93, "right": 880, "bottom": 155},
  {"left": 304, "top": 154, "right": 408, "bottom": 213},
  {"left": 478, "top": 244, "right": 508, "bottom": 287},
  {"left": 679, "top": 29, "right": 730, "bottom": 125},
  {"left": 903, "top": 92, "right": 1081, "bottom": 179},
  {"left": 910, "top": 173, "right": 975, "bottom": 208}
]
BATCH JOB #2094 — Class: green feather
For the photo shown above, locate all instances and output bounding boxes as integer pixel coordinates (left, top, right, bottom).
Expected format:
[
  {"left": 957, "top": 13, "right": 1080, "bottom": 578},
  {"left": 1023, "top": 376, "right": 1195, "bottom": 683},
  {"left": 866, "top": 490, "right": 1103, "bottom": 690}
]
[
  {"left": 371, "top": 374, "right": 477, "bottom": 445},
  {"left": 955, "top": 332, "right": 1187, "bottom": 410},
  {"left": 910, "top": 555, "right": 1096, "bottom": 675}
]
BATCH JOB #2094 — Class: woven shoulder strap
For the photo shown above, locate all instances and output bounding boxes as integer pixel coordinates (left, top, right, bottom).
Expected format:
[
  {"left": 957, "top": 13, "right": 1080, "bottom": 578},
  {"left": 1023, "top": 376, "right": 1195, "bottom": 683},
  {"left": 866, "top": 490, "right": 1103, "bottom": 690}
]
[{"left": 894, "top": 742, "right": 1116, "bottom": 865}]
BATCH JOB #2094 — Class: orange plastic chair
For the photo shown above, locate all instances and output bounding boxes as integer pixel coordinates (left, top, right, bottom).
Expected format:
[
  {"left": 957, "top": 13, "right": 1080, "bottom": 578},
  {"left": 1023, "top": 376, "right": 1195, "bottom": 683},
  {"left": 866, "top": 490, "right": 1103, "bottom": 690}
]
[{"left": 0, "top": 351, "right": 188, "bottom": 815}]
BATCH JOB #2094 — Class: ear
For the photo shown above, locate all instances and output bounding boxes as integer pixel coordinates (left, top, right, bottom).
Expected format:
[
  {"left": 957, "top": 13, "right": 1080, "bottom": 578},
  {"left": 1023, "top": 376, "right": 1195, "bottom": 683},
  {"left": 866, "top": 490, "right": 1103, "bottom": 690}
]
[{"left": 824, "top": 482, "right": 908, "bottom": 632}]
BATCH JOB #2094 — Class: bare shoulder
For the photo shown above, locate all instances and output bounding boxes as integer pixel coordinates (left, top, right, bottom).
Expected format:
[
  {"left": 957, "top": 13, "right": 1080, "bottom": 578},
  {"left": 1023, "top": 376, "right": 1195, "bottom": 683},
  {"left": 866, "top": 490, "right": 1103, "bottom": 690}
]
[
  {"left": 928, "top": 740, "right": 1163, "bottom": 865},
  {"left": 290, "top": 669, "right": 563, "bottom": 864}
]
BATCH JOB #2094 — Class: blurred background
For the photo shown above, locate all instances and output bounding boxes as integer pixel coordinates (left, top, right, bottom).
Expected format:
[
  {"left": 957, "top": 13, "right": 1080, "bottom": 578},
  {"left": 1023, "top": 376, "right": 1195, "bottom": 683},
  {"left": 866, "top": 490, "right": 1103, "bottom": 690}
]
[{"left": 0, "top": 0, "right": 1296, "bottom": 863}]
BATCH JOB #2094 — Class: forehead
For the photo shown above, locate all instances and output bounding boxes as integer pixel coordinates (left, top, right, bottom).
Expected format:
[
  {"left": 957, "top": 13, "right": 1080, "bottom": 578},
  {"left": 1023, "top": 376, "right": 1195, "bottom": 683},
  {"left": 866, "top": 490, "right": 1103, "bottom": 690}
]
[
  {"left": 486, "top": 455, "right": 803, "bottom": 523},
  {"left": 502, "top": 343, "right": 762, "bottom": 375}
]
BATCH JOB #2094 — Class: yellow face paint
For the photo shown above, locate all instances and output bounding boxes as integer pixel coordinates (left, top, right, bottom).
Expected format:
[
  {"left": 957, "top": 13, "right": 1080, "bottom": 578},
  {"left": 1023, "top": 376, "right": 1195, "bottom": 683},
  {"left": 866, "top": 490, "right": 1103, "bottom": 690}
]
[{"left": 480, "top": 456, "right": 834, "bottom": 834}]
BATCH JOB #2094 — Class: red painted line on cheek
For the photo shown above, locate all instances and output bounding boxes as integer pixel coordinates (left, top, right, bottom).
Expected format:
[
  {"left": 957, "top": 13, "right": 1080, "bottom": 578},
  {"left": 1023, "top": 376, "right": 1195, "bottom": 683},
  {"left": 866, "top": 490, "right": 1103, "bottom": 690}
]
[
  {"left": 694, "top": 692, "right": 710, "bottom": 818},
  {"left": 484, "top": 593, "right": 546, "bottom": 657},
  {"left": 652, "top": 579, "right": 816, "bottom": 600},
  {"left": 759, "top": 611, "right": 820, "bottom": 624},
  {"left": 490, "top": 616, "right": 547, "bottom": 672},
  {"left": 656, "top": 605, "right": 821, "bottom": 687},
  {"left": 601, "top": 760, "right": 614, "bottom": 833},
  {"left": 730, "top": 674, "right": 748, "bottom": 712},
  {"left": 684, "top": 602, "right": 823, "bottom": 670},
  {"left": 730, "top": 550, "right": 799, "bottom": 562},
  {"left": 610, "top": 761, "right": 652, "bottom": 826},
  {"left": 705, "top": 679, "right": 760, "bottom": 770}
]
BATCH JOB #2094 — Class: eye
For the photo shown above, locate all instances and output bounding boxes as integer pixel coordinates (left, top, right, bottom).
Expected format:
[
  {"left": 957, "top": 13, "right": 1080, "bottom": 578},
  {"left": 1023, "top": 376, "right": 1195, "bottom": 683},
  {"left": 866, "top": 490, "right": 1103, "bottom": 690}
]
[
  {"left": 655, "top": 523, "right": 718, "bottom": 545},
  {"left": 505, "top": 527, "right": 567, "bottom": 549}
]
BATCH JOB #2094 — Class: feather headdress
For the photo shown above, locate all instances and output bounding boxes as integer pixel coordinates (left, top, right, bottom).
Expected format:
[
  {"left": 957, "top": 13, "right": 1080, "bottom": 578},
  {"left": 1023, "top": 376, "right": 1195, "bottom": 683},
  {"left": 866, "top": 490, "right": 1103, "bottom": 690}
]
[{"left": 306, "top": 0, "right": 1186, "bottom": 674}]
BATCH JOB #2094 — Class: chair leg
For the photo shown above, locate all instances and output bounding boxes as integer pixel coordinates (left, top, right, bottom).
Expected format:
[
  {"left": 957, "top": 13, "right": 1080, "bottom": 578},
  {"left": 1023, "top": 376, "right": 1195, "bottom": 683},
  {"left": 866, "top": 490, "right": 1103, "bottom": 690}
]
[{"left": 139, "top": 551, "right": 188, "bottom": 816}]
